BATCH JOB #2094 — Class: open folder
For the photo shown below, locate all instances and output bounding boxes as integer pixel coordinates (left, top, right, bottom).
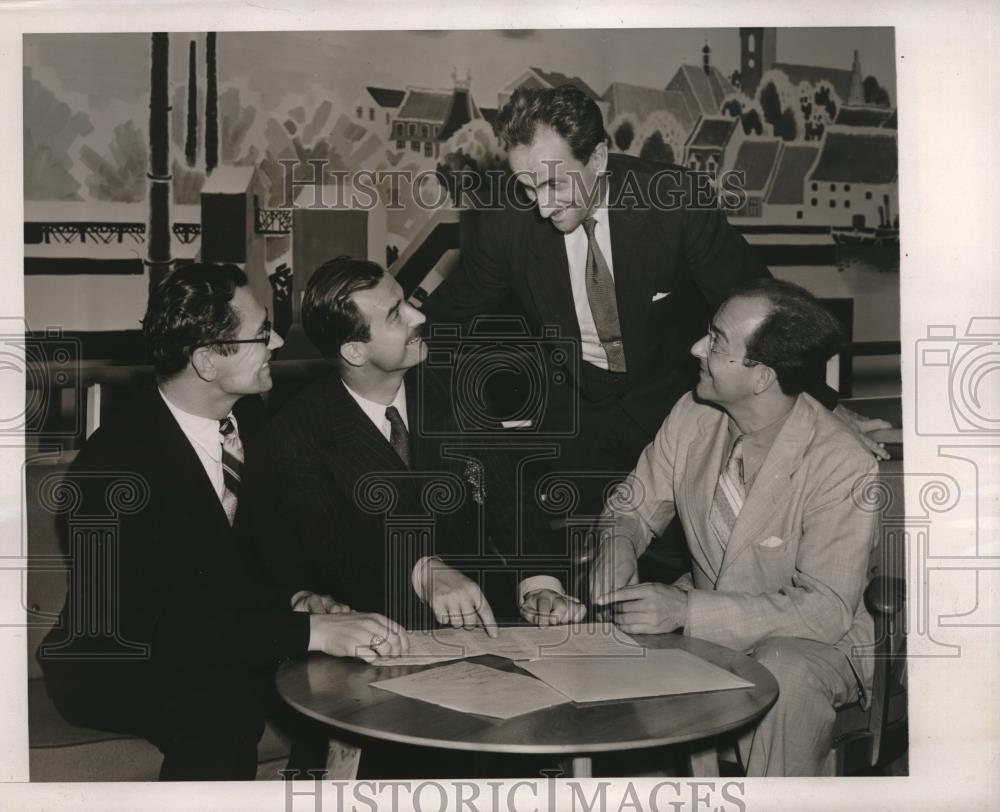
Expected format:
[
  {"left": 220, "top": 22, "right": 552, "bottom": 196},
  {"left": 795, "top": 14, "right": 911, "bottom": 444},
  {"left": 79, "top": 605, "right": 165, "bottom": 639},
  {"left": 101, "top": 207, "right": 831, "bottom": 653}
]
[{"left": 518, "top": 648, "right": 754, "bottom": 703}]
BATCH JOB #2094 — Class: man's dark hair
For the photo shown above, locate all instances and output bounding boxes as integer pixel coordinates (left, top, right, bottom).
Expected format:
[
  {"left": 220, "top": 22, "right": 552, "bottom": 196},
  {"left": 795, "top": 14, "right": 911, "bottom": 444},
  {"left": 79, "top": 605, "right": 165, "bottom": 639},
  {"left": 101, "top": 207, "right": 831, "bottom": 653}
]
[
  {"left": 301, "top": 256, "right": 385, "bottom": 360},
  {"left": 494, "top": 84, "right": 605, "bottom": 163},
  {"left": 142, "top": 262, "right": 247, "bottom": 379},
  {"left": 734, "top": 278, "right": 845, "bottom": 396}
]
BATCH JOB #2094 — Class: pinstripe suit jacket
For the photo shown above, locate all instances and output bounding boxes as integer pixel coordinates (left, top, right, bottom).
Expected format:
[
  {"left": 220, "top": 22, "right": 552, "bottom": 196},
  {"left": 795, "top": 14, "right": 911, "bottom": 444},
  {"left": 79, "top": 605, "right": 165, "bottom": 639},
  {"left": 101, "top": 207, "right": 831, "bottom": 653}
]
[{"left": 606, "top": 391, "right": 879, "bottom": 699}]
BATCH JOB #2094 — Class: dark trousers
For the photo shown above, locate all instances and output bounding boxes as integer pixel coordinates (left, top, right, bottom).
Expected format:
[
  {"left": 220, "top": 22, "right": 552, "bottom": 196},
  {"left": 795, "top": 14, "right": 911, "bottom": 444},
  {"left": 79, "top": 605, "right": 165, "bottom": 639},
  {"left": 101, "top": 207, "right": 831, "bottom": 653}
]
[{"left": 43, "top": 661, "right": 269, "bottom": 781}]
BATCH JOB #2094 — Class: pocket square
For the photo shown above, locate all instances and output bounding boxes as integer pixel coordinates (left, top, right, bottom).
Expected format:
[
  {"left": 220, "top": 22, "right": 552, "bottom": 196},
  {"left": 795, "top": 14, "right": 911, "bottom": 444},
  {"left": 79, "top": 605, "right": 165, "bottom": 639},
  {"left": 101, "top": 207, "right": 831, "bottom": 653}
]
[
  {"left": 759, "top": 535, "right": 786, "bottom": 549},
  {"left": 651, "top": 291, "right": 671, "bottom": 302}
]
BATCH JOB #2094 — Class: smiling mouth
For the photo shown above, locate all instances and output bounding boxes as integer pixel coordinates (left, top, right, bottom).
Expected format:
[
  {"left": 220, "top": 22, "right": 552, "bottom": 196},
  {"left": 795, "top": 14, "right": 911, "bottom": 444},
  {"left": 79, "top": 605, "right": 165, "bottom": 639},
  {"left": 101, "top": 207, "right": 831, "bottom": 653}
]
[{"left": 406, "top": 335, "right": 422, "bottom": 345}]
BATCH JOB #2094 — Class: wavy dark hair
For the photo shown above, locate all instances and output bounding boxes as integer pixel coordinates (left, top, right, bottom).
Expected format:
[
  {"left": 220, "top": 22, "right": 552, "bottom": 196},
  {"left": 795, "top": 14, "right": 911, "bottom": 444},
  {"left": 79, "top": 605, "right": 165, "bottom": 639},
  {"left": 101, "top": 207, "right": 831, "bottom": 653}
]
[
  {"left": 301, "top": 256, "right": 384, "bottom": 361},
  {"left": 142, "top": 262, "right": 246, "bottom": 379},
  {"left": 735, "top": 278, "right": 845, "bottom": 396},
  {"left": 494, "top": 84, "right": 605, "bottom": 162}
]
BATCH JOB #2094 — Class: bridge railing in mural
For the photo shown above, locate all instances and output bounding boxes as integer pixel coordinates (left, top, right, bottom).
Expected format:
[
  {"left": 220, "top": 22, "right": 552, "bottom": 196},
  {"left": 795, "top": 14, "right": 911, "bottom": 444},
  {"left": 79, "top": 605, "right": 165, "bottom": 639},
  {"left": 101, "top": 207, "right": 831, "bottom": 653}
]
[{"left": 23, "top": 221, "right": 202, "bottom": 246}]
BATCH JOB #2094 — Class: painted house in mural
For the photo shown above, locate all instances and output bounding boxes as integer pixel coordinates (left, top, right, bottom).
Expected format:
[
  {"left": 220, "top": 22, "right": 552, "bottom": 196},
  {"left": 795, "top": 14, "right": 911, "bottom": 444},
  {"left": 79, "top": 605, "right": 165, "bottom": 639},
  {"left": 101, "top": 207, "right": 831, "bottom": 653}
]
[
  {"left": 683, "top": 115, "right": 738, "bottom": 176},
  {"left": 352, "top": 86, "right": 405, "bottom": 130},
  {"left": 390, "top": 73, "right": 482, "bottom": 160}
]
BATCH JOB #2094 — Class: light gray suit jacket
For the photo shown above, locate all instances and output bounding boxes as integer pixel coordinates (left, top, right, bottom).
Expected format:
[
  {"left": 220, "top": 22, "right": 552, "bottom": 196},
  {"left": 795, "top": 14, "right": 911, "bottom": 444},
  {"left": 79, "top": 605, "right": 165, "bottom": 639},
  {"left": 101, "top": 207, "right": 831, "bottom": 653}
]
[{"left": 606, "top": 391, "right": 879, "bottom": 699}]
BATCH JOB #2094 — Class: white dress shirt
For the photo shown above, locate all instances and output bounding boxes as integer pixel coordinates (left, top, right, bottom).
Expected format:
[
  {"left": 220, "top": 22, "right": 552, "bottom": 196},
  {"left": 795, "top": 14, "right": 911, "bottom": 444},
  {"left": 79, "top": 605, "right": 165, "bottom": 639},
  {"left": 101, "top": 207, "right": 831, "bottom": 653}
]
[
  {"left": 340, "top": 378, "right": 409, "bottom": 440},
  {"left": 563, "top": 192, "right": 616, "bottom": 369},
  {"left": 159, "top": 388, "right": 233, "bottom": 505}
]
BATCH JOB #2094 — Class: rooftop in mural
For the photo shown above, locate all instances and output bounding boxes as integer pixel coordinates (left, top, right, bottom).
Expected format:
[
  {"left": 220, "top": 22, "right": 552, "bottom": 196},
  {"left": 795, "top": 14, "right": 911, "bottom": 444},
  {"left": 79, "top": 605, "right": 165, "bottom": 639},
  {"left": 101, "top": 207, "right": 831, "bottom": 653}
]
[
  {"left": 366, "top": 86, "right": 406, "bottom": 108},
  {"left": 732, "top": 139, "right": 782, "bottom": 193},
  {"left": 602, "top": 82, "right": 696, "bottom": 131},
  {"left": 685, "top": 115, "right": 737, "bottom": 149},
  {"left": 835, "top": 105, "right": 895, "bottom": 128},
  {"left": 766, "top": 144, "right": 821, "bottom": 205},
  {"left": 666, "top": 64, "right": 735, "bottom": 118},
  {"left": 810, "top": 128, "right": 898, "bottom": 184},
  {"left": 395, "top": 88, "right": 454, "bottom": 122},
  {"left": 528, "top": 67, "right": 602, "bottom": 100}
]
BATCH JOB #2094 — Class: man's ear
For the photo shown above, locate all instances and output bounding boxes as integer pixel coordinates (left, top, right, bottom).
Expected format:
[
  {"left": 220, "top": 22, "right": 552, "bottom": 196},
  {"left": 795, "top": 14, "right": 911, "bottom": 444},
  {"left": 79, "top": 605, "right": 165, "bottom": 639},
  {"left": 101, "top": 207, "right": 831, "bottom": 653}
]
[
  {"left": 753, "top": 364, "right": 779, "bottom": 395},
  {"left": 339, "top": 341, "right": 366, "bottom": 368},
  {"left": 589, "top": 140, "right": 609, "bottom": 174},
  {"left": 190, "top": 346, "right": 218, "bottom": 382}
]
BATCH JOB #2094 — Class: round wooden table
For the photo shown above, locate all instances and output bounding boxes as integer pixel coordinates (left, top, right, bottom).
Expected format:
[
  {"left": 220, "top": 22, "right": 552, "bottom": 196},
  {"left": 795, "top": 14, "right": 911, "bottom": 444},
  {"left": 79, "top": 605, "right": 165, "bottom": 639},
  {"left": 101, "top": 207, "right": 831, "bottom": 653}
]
[{"left": 276, "top": 632, "right": 778, "bottom": 778}]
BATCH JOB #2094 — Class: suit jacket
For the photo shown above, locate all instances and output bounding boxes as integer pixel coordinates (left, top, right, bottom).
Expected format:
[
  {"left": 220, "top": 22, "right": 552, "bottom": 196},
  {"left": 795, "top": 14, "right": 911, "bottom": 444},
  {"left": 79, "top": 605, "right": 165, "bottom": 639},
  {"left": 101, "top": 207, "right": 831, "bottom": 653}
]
[
  {"left": 607, "top": 392, "right": 878, "bottom": 699},
  {"left": 40, "top": 384, "right": 309, "bottom": 701},
  {"left": 244, "top": 366, "right": 564, "bottom": 626},
  {"left": 422, "top": 154, "right": 776, "bottom": 439}
]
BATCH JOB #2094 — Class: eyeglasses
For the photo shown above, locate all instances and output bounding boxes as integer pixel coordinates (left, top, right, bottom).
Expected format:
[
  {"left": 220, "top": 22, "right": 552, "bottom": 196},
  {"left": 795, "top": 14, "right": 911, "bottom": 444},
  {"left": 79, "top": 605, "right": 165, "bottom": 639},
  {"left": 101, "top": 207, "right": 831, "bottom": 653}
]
[
  {"left": 195, "top": 310, "right": 271, "bottom": 349},
  {"left": 706, "top": 323, "right": 758, "bottom": 366}
]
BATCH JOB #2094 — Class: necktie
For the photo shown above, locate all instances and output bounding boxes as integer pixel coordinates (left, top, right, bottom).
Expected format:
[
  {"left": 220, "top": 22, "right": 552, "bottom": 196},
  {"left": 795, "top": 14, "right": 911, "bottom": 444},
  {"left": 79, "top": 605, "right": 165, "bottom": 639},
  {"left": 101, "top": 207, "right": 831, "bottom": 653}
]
[
  {"left": 580, "top": 217, "right": 626, "bottom": 373},
  {"left": 708, "top": 435, "right": 746, "bottom": 553},
  {"left": 385, "top": 406, "right": 411, "bottom": 468},
  {"left": 219, "top": 417, "right": 244, "bottom": 525}
]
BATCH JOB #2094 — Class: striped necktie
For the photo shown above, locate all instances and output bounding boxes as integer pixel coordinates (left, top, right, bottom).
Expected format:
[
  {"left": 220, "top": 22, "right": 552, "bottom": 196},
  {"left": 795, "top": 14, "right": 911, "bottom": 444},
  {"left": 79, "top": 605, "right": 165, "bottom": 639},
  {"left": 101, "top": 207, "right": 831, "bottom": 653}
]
[
  {"left": 219, "top": 417, "right": 244, "bottom": 525},
  {"left": 708, "top": 435, "right": 746, "bottom": 553},
  {"left": 385, "top": 406, "right": 411, "bottom": 468},
  {"left": 581, "top": 216, "right": 626, "bottom": 373}
]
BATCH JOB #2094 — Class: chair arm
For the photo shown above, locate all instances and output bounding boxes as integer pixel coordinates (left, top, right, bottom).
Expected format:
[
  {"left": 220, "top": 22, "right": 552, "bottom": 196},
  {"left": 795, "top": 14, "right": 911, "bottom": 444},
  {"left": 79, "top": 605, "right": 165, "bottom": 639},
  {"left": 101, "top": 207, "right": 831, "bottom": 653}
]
[{"left": 864, "top": 576, "right": 905, "bottom": 617}]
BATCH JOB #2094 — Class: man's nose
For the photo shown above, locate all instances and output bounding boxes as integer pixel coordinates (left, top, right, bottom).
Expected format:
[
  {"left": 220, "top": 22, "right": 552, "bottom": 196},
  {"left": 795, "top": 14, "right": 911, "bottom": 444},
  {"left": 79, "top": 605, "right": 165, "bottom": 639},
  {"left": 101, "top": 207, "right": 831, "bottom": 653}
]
[
  {"left": 268, "top": 330, "right": 285, "bottom": 351},
  {"left": 408, "top": 305, "right": 426, "bottom": 327},
  {"left": 691, "top": 334, "right": 709, "bottom": 359}
]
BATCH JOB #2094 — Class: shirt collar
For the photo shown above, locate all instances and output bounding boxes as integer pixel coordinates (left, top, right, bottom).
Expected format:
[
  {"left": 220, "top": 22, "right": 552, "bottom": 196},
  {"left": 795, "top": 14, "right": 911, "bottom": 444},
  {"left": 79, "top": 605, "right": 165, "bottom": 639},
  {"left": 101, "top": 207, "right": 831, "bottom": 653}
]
[
  {"left": 341, "top": 378, "right": 408, "bottom": 431},
  {"left": 158, "top": 388, "right": 233, "bottom": 462}
]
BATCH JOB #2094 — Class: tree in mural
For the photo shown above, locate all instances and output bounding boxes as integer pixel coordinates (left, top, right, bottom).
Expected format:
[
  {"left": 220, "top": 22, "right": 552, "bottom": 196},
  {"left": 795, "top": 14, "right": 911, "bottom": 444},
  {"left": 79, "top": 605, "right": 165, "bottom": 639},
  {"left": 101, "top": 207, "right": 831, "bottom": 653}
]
[
  {"left": 220, "top": 87, "right": 258, "bottom": 165},
  {"left": 613, "top": 118, "right": 635, "bottom": 152},
  {"left": 635, "top": 111, "right": 684, "bottom": 166},
  {"left": 863, "top": 75, "right": 891, "bottom": 107},
  {"left": 79, "top": 120, "right": 148, "bottom": 202},
  {"left": 185, "top": 40, "right": 198, "bottom": 167},
  {"left": 758, "top": 79, "right": 798, "bottom": 141},
  {"left": 205, "top": 32, "right": 219, "bottom": 174},
  {"left": 436, "top": 119, "right": 504, "bottom": 205},
  {"left": 23, "top": 68, "right": 93, "bottom": 200},
  {"left": 801, "top": 82, "right": 839, "bottom": 141},
  {"left": 721, "top": 95, "right": 764, "bottom": 136}
]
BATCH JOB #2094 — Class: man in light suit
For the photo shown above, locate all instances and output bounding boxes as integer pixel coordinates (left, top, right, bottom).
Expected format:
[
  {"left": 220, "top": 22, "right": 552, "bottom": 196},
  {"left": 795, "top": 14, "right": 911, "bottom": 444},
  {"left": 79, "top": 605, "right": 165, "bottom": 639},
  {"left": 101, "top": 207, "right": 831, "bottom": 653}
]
[
  {"left": 40, "top": 263, "right": 406, "bottom": 780},
  {"left": 589, "top": 278, "right": 878, "bottom": 776}
]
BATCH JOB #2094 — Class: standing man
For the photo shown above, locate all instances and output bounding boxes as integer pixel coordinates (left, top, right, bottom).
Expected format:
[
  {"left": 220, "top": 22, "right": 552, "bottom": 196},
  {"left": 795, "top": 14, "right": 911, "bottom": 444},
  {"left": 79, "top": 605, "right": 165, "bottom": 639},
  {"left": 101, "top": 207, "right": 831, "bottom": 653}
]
[
  {"left": 245, "top": 257, "right": 581, "bottom": 632},
  {"left": 423, "top": 85, "right": 885, "bottom": 516},
  {"left": 590, "top": 279, "right": 878, "bottom": 776},
  {"left": 40, "top": 263, "right": 406, "bottom": 781}
]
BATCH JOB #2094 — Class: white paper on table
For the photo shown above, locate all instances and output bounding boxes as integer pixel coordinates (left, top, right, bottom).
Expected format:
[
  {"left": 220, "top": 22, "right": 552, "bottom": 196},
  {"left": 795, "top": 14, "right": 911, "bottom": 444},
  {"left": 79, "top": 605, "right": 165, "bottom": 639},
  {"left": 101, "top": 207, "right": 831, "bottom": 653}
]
[
  {"left": 518, "top": 648, "right": 754, "bottom": 703},
  {"left": 371, "top": 629, "right": 490, "bottom": 667},
  {"left": 478, "top": 623, "right": 644, "bottom": 661},
  {"left": 371, "top": 661, "right": 570, "bottom": 719}
]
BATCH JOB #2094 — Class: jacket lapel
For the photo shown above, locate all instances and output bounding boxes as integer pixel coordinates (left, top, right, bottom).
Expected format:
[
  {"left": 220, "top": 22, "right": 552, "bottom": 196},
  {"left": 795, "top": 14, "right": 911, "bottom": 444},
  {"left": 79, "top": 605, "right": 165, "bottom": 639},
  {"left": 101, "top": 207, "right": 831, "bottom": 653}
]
[
  {"left": 718, "top": 396, "right": 813, "bottom": 576},
  {"left": 325, "top": 374, "right": 409, "bottom": 477},
  {"left": 680, "top": 403, "right": 730, "bottom": 583},
  {"left": 523, "top": 216, "right": 580, "bottom": 344},
  {"left": 607, "top": 161, "right": 659, "bottom": 377}
]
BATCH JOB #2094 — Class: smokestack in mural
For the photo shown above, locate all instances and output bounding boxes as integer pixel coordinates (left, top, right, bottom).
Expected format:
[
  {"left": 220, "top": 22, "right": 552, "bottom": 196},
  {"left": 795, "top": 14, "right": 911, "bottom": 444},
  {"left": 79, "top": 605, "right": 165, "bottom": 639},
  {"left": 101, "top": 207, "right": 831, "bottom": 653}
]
[
  {"left": 205, "top": 32, "right": 219, "bottom": 174},
  {"left": 146, "top": 32, "right": 172, "bottom": 291},
  {"left": 185, "top": 39, "right": 198, "bottom": 167}
]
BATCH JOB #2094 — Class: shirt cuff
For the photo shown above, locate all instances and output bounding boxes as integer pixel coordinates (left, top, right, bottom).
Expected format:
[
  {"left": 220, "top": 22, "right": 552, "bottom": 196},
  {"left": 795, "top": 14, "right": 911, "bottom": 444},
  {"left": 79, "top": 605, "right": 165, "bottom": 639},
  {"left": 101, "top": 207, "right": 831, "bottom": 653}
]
[
  {"left": 518, "top": 575, "right": 567, "bottom": 607},
  {"left": 411, "top": 556, "right": 442, "bottom": 602}
]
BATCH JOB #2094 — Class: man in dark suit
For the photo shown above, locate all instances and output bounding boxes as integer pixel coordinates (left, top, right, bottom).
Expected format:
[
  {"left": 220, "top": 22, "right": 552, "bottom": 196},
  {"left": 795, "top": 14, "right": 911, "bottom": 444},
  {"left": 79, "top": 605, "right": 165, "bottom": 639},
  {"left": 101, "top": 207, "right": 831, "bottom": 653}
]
[
  {"left": 246, "top": 257, "right": 581, "bottom": 631},
  {"left": 422, "top": 85, "right": 888, "bottom": 520},
  {"left": 39, "top": 263, "right": 406, "bottom": 781}
]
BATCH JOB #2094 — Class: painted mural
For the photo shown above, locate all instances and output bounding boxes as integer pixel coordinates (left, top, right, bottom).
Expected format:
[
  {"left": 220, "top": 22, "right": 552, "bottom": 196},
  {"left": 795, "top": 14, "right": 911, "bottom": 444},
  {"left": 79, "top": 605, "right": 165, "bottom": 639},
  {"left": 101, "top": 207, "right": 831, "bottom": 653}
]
[{"left": 23, "top": 28, "right": 899, "bottom": 391}]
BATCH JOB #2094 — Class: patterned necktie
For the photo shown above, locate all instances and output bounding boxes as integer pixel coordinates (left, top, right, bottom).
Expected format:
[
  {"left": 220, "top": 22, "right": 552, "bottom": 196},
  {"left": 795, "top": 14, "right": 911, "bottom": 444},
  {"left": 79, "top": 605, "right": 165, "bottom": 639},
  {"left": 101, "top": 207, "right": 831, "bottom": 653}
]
[
  {"left": 219, "top": 417, "right": 244, "bottom": 525},
  {"left": 708, "top": 435, "right": 746, "bottom": 553},
  {"left": 580, "top": 217, "right": 626, "bottom": 373},
  {"left": 385, "top": 406, "right": 411, "bottom": 468}
]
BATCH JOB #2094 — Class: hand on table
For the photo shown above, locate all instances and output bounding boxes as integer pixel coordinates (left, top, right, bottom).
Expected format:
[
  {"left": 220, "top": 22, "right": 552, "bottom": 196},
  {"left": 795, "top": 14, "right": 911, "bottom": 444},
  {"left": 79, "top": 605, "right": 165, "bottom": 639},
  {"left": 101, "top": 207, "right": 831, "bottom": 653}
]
[
  {"left": 290, "top": 590, "right": 351, "bottom": 614},
  {"left": 520, "top": 588, "right": 587, "bottom": 626},
  {"left": 833, "top": 404, "right": 894, "bottom": 460},
  {"left": 308, "top": 612, "right": 409, "bottom": 663},
  {"left": 418, "top": 560, "right": 498, "bottom": 637},
  {"left": 594, "top": 582, "right": 688, "bottom": 635}
]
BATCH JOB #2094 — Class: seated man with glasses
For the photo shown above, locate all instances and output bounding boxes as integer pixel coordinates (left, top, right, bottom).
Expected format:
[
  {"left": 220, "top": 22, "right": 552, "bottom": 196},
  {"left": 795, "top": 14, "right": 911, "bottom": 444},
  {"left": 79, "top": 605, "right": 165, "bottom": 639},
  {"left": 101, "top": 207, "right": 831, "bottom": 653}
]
[
  {"left": 39, "top": 263, "right": 407, "bottom": 781},
  {"left": 588, "top": 279, "right": 879, "bottom": 776}
]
